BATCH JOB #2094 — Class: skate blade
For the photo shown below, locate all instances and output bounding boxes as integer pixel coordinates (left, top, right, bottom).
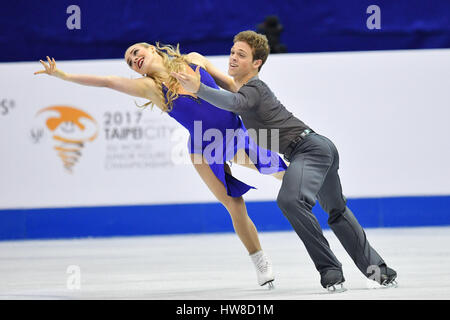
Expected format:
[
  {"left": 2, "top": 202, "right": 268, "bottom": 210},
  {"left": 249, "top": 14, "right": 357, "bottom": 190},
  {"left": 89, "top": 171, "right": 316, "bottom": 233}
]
[
  {"left": 263, "top": 280, "right": 275, "bottom": 290},
  {"left": 366, "top": 278, "right": 398, "bottom": 289},
  {"left": 326, "top": 283, "right": 347, "bottom": 294},
  {"left": 381, "top": 280, "right": 398, "bottom": 289}
]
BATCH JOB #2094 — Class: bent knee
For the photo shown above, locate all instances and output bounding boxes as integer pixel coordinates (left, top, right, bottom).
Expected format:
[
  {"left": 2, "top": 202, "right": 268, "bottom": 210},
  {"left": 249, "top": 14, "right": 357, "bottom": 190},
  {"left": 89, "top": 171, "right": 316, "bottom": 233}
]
[
  {"left": 277, "top": 192, "right": 314, "bottom": 213},
  {"left": 277, "top": 193, "right": 297, "bottom": 212},
  {"left": 327, "top": 206, "right": 347, "bottom": 225},
  {"left": 221, "top": 196, "right": 246, "bottom": 213}
]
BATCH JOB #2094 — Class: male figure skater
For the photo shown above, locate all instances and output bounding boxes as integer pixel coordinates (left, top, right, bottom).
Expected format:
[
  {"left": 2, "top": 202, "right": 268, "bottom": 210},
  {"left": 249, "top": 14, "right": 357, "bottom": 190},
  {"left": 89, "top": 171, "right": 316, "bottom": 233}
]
[{"left": 172, "top": 30, "right": 397, "bottom": 292}]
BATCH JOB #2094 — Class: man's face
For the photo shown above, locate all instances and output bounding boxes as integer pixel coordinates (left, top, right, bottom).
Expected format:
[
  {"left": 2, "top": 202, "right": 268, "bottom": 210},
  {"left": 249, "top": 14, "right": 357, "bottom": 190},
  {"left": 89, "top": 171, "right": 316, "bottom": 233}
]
[{"left": 228, "top": 41, "right": 261, "bottom": 78}]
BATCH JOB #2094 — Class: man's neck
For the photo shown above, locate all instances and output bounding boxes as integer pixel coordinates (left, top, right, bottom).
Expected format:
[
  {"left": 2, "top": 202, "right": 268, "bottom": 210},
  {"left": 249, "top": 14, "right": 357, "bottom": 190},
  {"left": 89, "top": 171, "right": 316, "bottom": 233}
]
[{"left": 234, "top": 71, "right": 259, "bottom": 90}]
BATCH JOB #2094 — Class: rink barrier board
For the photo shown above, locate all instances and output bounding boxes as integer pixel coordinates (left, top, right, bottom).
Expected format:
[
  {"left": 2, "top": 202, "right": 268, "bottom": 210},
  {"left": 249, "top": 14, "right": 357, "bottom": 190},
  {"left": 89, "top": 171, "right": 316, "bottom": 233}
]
[{"left": 0, "top": 195, "right": 449, "bottom": 241}]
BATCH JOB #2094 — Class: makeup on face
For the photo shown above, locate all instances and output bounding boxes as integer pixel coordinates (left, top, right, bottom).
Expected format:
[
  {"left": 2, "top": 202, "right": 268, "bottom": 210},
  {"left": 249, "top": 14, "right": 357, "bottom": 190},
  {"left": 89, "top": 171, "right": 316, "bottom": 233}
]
[{"left": 125, "top": 46, "right": 151, "bottom": 75}]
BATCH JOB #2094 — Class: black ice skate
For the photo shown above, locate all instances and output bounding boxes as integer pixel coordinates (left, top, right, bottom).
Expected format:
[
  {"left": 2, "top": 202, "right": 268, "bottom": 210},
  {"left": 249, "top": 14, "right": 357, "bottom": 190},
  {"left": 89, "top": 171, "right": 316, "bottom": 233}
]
[
  {"left": 320, "top": 269, "right": 347, "bottom": 293},
  {"left": 378, "top": 264, "right": 398, "bottom": 288}
]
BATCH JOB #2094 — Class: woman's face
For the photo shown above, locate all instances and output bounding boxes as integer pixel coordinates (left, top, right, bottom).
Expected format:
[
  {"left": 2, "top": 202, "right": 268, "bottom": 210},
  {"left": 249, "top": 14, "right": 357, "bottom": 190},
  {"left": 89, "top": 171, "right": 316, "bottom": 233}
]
[{"left": 124, "top": 44, "right": 156, "bottom": 75}]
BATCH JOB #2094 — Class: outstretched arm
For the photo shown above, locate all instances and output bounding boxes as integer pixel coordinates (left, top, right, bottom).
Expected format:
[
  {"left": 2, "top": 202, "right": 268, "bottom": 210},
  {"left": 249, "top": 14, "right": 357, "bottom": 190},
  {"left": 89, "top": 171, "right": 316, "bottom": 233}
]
[
  {"left": 187, "top": 52, "right": 238, "bottom": 93},
  {"left": 171, "top": 66, "right": 260, "bottom": 115},
  {"left": 34, "top": 56, "right": 161, "bottom": 104}
]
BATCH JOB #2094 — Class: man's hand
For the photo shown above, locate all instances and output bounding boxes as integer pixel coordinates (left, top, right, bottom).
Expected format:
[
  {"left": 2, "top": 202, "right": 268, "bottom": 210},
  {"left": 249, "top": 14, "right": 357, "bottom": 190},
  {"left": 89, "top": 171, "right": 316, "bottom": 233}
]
[{"left": 171, "top": 66, "right": 201, "bottom": 94}]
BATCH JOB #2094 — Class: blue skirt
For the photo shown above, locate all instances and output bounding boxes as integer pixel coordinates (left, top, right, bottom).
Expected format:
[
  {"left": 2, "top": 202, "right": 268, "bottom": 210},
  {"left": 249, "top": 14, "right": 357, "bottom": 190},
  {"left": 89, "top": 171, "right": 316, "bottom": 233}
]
[{"left": 189, "top": 120, "right": 287, "bottom": 197}]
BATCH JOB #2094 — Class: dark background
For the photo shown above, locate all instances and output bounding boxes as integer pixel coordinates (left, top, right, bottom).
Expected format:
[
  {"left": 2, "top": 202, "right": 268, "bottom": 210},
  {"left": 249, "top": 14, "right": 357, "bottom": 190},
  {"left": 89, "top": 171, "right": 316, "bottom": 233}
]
[{"left": 1, "top": 0, "right": 449, "bottom": 62}]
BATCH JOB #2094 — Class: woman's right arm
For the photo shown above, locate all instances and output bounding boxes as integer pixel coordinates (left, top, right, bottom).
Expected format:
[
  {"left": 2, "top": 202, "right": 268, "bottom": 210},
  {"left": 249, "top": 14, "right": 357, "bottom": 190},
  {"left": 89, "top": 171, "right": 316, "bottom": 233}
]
[
  {"left": 186, "top": 52, "right": 238, "bottom": 93},
  {"left": 34, "top": 56, "right": 161, "bottom": 103}
]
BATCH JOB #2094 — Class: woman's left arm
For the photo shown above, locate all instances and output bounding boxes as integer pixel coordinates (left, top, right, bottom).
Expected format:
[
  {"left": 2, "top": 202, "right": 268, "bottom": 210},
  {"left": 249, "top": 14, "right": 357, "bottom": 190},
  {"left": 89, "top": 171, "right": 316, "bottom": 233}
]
[{"left": 187, "top": 52, "right": 238, "bottom": 93}]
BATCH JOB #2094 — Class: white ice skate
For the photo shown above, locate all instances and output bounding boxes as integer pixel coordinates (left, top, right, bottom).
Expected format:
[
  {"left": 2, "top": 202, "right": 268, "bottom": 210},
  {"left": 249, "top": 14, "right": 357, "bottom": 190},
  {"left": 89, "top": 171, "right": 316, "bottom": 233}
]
[{"left": 250, "top": 250, "right": 275, "bottom": 289}]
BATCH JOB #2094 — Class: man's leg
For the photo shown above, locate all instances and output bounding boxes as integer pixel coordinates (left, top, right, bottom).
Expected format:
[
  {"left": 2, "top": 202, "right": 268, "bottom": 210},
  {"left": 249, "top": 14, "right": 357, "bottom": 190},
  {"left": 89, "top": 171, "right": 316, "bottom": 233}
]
[
  {"left": 276, "top": 136, "right": 342, "bottom": 278},
  {"left": 316, "top": 135, "right": 387, "bottom": 279}
]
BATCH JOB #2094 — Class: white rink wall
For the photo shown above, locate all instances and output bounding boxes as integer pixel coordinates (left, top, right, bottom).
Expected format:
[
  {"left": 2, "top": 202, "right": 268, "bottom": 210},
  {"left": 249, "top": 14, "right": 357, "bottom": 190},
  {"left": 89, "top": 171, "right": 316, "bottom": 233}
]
[
  {"left": 1, "top": 49, "right": 449, "bottom": 210},
  {"left": 1, "top": 49, "right": 450, "bottom": 241}
]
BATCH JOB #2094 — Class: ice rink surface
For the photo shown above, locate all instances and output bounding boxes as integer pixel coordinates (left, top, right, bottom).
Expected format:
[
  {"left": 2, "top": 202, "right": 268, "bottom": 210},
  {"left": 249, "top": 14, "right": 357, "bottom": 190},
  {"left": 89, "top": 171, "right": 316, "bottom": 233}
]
[{"left": 0, "top": 226, "right": 449, "bottom": 300}]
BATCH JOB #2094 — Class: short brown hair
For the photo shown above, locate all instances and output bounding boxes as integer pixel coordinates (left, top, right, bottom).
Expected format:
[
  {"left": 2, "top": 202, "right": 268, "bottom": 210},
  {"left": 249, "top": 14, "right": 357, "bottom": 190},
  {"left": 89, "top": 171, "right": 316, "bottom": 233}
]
[{"left": 233, "top": 30, "right": 270, "bottom": 71}]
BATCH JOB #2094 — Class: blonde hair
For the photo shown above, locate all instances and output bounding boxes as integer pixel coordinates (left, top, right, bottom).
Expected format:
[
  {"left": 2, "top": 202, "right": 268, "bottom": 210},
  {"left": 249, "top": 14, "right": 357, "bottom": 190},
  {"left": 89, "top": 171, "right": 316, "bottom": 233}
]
[
  {"left": 133, "top": 42, "right": 190, "bottom": 112},
  {"left": 233, "top": 31, "right": 270, "bottom": 71}
]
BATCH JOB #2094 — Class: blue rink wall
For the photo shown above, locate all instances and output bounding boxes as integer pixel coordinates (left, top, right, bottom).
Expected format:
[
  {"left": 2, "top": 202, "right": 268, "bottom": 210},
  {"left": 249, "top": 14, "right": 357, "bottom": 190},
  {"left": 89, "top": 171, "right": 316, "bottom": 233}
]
[{"left": 1, "top": 195, "right": 449, "bottom": 241}]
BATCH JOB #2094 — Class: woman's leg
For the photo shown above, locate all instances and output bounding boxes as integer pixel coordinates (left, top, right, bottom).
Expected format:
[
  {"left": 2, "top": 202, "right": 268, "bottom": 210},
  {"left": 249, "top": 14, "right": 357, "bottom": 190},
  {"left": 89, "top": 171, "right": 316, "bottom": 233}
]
[
  {"left": 190, "top": 154, "right": 261, "bottom": 254},
  {"left": 231, "top": 149, "right": 285, "bottom": 181}
]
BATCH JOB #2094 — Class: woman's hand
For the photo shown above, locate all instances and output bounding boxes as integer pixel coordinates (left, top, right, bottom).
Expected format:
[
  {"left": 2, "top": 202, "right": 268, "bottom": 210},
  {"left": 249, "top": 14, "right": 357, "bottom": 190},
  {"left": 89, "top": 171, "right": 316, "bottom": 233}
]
[{"left": 34, "top": 56, "right": 66, "bottom": 79}]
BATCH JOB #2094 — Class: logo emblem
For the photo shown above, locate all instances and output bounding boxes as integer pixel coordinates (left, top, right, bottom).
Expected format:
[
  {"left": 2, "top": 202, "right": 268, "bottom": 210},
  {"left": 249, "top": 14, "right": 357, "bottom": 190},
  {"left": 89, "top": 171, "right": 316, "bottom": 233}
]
[{"left": 35, "top": 105, "right": 99, "bottom": 172}]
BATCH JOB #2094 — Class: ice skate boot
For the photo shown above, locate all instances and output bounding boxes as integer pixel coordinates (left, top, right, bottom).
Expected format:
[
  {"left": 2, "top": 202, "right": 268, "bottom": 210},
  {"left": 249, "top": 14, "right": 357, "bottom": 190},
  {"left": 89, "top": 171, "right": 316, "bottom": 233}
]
[
  {"left": 320, "top": 269, "right": 347, "bottom": 293},
  {"left": 378, "top": 264, "right": 398, "bottom": 288},
  {"left": 250, "top": 250, "right": 275, "bottom": 289}
]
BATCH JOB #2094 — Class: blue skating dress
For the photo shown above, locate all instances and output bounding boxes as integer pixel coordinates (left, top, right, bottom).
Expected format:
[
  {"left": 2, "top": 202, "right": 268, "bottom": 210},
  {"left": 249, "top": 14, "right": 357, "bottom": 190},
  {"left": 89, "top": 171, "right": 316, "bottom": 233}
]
[{"left": 165, "top": 64, "right": 287, "bottom": 197}]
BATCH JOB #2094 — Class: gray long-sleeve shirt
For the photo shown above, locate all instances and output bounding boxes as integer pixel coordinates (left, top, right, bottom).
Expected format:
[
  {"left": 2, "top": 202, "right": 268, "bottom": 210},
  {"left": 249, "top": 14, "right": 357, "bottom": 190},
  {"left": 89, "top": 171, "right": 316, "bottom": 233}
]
[{"left": 196, "top": 75, "right": 311, "bottom": 154}]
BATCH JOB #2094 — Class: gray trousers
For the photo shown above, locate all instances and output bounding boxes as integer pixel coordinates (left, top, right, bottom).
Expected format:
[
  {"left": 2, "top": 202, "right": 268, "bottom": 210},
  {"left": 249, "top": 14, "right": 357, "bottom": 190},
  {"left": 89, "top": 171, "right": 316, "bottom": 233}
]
[{"left": 277, "top": 133, "right": 385, "bottom": 277}]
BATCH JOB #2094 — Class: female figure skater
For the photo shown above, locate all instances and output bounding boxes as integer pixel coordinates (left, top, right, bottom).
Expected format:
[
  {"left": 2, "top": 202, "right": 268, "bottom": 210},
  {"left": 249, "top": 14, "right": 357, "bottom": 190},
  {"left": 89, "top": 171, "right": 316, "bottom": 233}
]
[{"left": 34, "top": 42, "right": 287, "bottom": 288}]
